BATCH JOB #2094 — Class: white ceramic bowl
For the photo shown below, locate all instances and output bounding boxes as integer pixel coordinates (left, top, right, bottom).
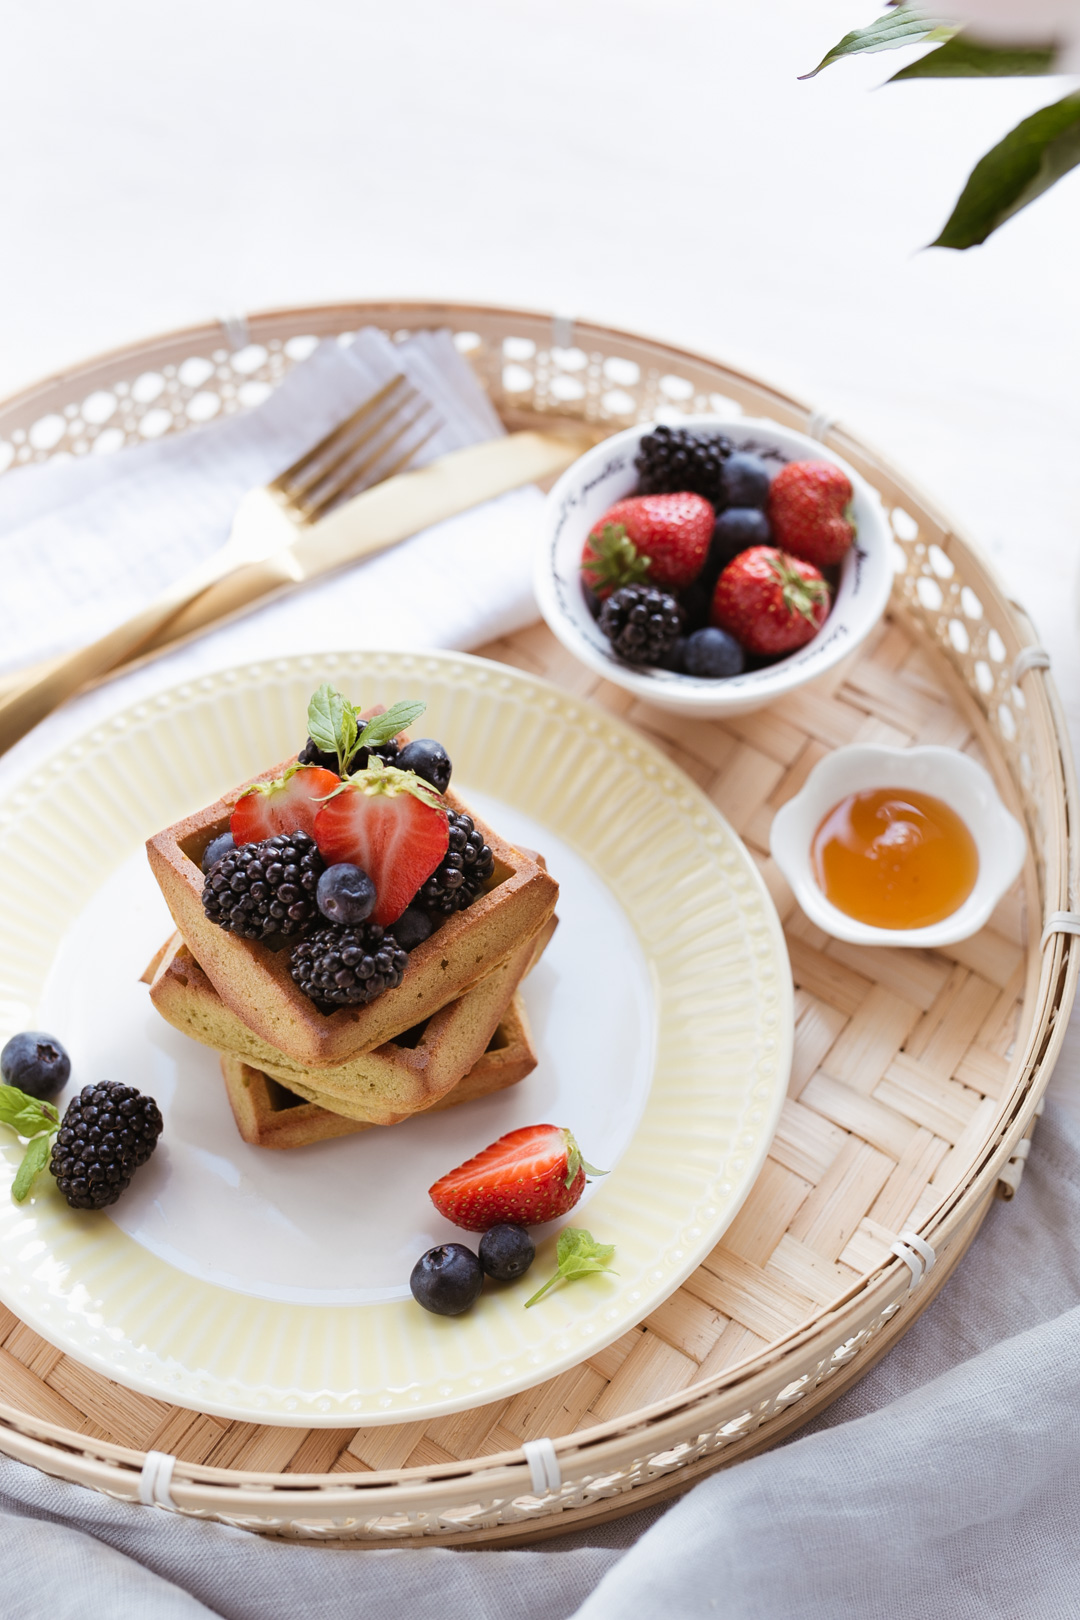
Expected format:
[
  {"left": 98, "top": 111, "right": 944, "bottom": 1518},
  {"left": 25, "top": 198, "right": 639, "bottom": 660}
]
[
  {"left": 769, "top": 744, "right": 1027, "bottom": 948},
  {"left": 535, "top": 414, "right": 894, "bottom": 718}
]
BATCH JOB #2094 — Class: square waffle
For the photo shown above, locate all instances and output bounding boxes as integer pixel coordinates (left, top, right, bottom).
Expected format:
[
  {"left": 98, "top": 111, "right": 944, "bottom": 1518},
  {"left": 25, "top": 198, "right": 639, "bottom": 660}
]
[
  {"left": 146, "top": 916, "right": 556, "bottom": 1126},
  {"left": 219, "top": 993, "right": 538, "bottom": 1149},
  {"left": 146, "top": 766, "right": 558, "bottom": 1068}
]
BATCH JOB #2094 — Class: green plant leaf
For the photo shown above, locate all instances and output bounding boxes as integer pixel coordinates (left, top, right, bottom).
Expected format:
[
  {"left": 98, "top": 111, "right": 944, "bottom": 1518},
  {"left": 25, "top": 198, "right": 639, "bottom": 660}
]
[
  {"left": 525, "top": 1228, "right": 617, "bottom": 1308},
  {"left": 562, "top": 1131, "right": 607, "bottom": 1189},
  {"left": 357, "top": 699, "right": 426, "bottom": 751},
  {"left": 801, "top": 6, "right": 954, "bottom": 79},
  {"left": 306, "top": 682, "right": 341, "bottom": 755},
  {"left": 932, "top": 93, "right": 1080, "bottom": 248},
  {"left": 12, "top": 1132, "right": 52, "bottom": 1203},
  {"left": 0, "top": 1084, "right": 60, "bottom": 1139},
  {"left": 890, "top": 35, "right": 1057, "bottom": 79}
]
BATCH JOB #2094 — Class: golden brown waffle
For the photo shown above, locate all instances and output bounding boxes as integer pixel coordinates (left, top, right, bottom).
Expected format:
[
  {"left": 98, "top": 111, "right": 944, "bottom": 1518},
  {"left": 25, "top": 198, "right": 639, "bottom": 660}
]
[
  {"left": 219, "top": 993, "right": 538, "bottom": 1149},
  {"left": 146, "top": 767, "right": 558, "bottom": 1068},
  {"left": 147, "top": 916, "right": 556, "bottom": 1125}
]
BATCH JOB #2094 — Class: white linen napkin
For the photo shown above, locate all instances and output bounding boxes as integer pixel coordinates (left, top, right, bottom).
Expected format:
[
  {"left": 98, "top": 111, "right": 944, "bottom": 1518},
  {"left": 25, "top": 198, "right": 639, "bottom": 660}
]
[{"left": 0, "top": 328, "right": 544, "bottom": 790}]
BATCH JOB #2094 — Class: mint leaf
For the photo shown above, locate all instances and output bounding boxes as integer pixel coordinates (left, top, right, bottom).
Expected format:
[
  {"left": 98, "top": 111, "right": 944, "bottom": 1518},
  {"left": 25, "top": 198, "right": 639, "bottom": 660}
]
[
  {"left": 889, "top": 36, "right": 1056, "bottom": 80},
  {"left": 801, "top": 6, "right": 954, "bottom": 79},
  {"left": 12, "top": 1132, "right": 52, "bottom": 1203},
  {"left": 932, "top": 93, "right": 1080, "bottom": 248},
  {"left": 306, "top": 683, "right": 340, "bottom": 755},
  {"left": 525, "top": 1228, "right": 617, "bottom": 1308},
  {"left": 357, "top": 699, "right": 426, "bottom": 751},
  {"left": 0, "top": 1084, "right": 60, "bottom": 1139}
]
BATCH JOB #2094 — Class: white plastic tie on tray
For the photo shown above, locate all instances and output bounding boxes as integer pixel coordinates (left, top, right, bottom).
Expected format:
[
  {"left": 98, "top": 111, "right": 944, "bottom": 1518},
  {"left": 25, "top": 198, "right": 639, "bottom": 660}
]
[
  {"left": 523, "top": 1437, "right": 562, "bottom": 1494},
  {"left": 890, "top": 1231, "right": 937, "bottom": 1290},
  {"left": 217, "top": 311, "right": 250, "bottom": 352},
  {"left": 1040, "top": 911, "right": 1080, "bottom": 950},
  {"left": 1012, "top": 645, "right": 1051, "bottom": 683},
  {"left": 550, "top": 314, "right": 575, "bottom": 352},
  {"left": 138, "top": 1449, "right": 178, "bottom": 1510},
  {"left": 806, "top": 408, "right": 836, "bottom": 443}
]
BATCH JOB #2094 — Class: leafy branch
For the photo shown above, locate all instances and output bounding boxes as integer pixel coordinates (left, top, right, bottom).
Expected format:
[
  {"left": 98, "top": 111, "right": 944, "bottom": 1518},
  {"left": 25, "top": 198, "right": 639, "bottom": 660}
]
[{"left": 804, "top": 5, "right": 1079, "bottom": 247}]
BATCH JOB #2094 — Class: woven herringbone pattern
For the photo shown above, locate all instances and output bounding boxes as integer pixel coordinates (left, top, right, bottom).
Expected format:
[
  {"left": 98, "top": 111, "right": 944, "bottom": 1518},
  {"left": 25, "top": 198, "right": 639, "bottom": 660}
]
[{"left": 0, "top": 614, "right": 1024, "bottom": 1473}]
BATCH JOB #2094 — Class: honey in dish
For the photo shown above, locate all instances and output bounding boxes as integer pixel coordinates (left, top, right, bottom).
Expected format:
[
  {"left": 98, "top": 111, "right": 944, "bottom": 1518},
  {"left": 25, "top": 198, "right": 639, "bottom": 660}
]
[{"left": 811, "top": 787, "right": 979, "bottom": 929}]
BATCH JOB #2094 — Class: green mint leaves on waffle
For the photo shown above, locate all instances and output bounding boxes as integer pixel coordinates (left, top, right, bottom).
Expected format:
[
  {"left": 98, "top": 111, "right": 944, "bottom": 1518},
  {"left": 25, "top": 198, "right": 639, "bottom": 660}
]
[
  {"left": 307, "top": 682, "right": 427, "bottom": 777},
  {"left": 0, "top": 1084, "right": 61, "bottom": 1203},
  {"left": 524, "top": 1228, "right": 617, "bottom": 1309}
]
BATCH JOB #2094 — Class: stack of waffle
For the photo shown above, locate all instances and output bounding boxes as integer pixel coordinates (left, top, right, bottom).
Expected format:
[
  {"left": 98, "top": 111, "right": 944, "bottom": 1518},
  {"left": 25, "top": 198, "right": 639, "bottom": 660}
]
[{"left": 143, "top": 772, "right": 559, "bottom": 1150}]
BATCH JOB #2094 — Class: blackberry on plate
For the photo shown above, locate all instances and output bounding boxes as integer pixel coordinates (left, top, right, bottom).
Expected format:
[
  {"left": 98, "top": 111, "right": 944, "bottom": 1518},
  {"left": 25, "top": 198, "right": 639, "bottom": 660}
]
[
  {"left": 417, "top": 811, "right": 495, "bottom": 916},
  {"left": 203, "top": 831, "right": 324, "bottom": 941},
  {"left": 51, "top": 1081, "right": 163, "bottom": 1211},
  {"left": 635, "top": 424, "right": 732, "bottom": 506},
  {"left": 289, "top": 922, "right": 408, "bottom": 1007},
  {"left": 298, "top": 735, "right": 401, "bottom": 775},
  {"left": 599, "top": 584, "right": 684, "bottom": 666}
]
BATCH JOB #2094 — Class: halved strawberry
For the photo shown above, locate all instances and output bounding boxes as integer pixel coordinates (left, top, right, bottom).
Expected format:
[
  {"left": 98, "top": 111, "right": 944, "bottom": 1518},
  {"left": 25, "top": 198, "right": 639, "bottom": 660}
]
[
  {"left": 230, "top": 765, "right": 341, "bottom": 846},
  {"left": 313, "top": 761, "right": 449, "bottom": 926},
  {"left": 429, "top": 1124, "right": 604, "bottom": 1232}
]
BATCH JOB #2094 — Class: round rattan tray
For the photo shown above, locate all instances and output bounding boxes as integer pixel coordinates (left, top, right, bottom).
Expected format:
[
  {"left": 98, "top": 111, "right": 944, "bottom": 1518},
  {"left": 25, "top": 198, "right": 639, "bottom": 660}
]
[{"left": 0, "top": 302, "right": 1076, "bottom": 1546}]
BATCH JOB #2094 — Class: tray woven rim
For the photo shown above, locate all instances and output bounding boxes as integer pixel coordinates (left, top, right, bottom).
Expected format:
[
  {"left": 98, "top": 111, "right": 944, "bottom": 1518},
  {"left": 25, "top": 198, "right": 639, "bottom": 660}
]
[{"left": 0, "top": 299, "right": 1075, "bottom": 1543}]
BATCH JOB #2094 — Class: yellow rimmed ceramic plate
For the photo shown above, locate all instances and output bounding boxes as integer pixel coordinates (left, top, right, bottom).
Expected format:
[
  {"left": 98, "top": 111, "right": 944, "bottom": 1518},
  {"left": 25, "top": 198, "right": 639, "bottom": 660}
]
[{"left": 0, "top": 650, "right": 791, "bottom": 1426}]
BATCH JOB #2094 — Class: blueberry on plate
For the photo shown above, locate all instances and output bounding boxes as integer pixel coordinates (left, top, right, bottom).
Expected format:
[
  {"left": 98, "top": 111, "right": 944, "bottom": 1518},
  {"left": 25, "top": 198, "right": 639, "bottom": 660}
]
[
  {"left": 722, "top": 451, "right": 771, "bottom": 510},
  {"left": 1, "top": 1031, "right": 71, "bottom": 1100},
  {"left": 712, "top": 507, "right": 771, "bottom": 565},
  {"left": 391, "top": 906, "right": 434, "bottom": 952},
  {"left": 316, "top": 863, "right": 377, "bottom": 926},
  {"left": 479, "top": 1224, "right": 536, "bottom": 1281},
  {"left": 410, "top": 1243, "right": 484, "bottom": 1315},
  {"left": 201, "top": 831, "right": 236, "bottom": 874},
  {"left": 683, "top": 627, "right": 745, "bottom": 679},
  {"left": 397, "top": 738, "right": 452, "bottom": 794}
]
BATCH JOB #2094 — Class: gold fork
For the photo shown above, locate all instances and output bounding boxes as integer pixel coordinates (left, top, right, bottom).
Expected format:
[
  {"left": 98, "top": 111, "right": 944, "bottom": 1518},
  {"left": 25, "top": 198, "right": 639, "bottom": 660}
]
[{"left": 0, "top": 375, "right": 440, "bottom": 750}]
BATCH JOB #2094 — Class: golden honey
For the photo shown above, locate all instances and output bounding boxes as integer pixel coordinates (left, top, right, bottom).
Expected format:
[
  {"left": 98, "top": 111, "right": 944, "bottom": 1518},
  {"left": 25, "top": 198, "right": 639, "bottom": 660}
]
[{"left": 811, "top": 787, "right": 978, "bottom": 929}]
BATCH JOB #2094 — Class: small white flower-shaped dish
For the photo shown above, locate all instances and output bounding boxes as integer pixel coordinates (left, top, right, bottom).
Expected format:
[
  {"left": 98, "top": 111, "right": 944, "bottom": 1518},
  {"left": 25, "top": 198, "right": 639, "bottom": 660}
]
[
  {"left": 535, "top": 414, "right": 894, "bottom": 718},
  {"left": 770, "top": 744, "right": 1027, "bottom": 948}
]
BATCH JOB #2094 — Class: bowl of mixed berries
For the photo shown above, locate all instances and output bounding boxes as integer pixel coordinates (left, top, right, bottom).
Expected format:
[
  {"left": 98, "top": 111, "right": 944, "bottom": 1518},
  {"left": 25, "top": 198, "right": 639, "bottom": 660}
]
[{"left": 535, "top": 416, "right": 893, "bottom": 717}]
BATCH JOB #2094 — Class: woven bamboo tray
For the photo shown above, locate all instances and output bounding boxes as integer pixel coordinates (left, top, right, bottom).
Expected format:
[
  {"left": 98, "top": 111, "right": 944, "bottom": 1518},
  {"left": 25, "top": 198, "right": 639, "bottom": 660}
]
[{"left": 0, "top": 302, "right": 1076, "bottom": 1546}]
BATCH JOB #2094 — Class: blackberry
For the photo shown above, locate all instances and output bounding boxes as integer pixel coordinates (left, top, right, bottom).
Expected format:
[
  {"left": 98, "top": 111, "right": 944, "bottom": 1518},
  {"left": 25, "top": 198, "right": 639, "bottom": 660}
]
[
  {"left": 417, "top": 812, "right": 494, "bottom": 916},
  {"left": 635, "top": 425, "right": 732, "bottom": 506},
  {"left": 202, "top": 831, "right": 324, "bottom": 941},
  {"left": 290, "top": 922, "right": 409, "bottom": 1007},
  {"left": 298, "top": 736, "right": 400, "bottom": 775},
  {"left": 599, "top": 584, "right": 684, "bottom": 666},
  {"left": 50, "top": 1082, "right": 163, "bottom": 1210}
]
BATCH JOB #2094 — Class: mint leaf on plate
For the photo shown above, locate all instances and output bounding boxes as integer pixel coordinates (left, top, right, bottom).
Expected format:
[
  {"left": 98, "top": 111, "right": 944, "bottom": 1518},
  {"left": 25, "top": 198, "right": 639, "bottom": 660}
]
[
  {"left": 525, "top": 1228, "right": 617, "bottom": 1308},
  {"left": 0, "top": 1084, "right": 60, "bottom": 1139},
  {"left": 12, "top": 1132, "right": 52, "bottom": 1203},
  {"left": 357, "top": 699, "right": 426, "bottom": 752}
]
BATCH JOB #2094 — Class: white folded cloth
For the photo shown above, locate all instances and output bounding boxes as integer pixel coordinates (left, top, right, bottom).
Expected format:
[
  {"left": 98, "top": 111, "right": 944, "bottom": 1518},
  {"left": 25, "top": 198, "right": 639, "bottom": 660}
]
[{"left": 0, "top": 328, "right": 544, "bottom": 791}]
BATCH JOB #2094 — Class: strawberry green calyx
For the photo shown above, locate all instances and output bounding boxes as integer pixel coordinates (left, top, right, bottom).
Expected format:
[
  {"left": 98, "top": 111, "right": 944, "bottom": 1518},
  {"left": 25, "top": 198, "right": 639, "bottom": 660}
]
[
  {"left": 767, "top": 554, "right": 831, "bottom": 626},
  {"left": 563, "top": 1129, "right": 607, "bottom": 1190},
  {"left": 582, "top": 524, "right": 652, "bottom": 594},
  {"left": 0, "top": 1084, "right": 60, "bottom": 1203},
  {"left": 334, "top": 758, "right": 446, "bottom": 811},
  {"left": 235, "top": 762, "right": 305, "bottom": 803},
  {"left": 524, "top": 1228, "right": 617, "bottom": 1309}
]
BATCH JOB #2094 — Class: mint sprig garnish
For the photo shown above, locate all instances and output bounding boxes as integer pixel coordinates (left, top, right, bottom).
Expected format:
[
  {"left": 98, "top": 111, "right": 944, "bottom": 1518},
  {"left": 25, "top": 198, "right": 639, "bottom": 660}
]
[
  {"left": 306, "top": 684, "right": 425, "bottom": 776},
  {"left": 525, "top": 1228, "right": 617, "bottom": 1309},
  {"left": 0, "top": 1083, "right": 61, "bottom": 1203}
]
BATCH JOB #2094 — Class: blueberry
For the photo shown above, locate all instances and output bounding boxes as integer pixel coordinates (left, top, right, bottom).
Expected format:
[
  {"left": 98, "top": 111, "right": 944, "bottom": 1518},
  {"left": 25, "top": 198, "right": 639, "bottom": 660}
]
[
  {"left": 712, "top": 507, "right": 771, "bottom": 565},
  {"left": 391, "top": 906, "right": 434, "bottom": 952},
  {"left": 396, "top": 738, "right": 452, "bottom": 793},
  {"left": 723, "top": 452, "right": 771, "bottom": 510},
  {"left": 478, "top": 1224, "right": 536, "bottom": 1281},
  {"left": 1, "top": 1032, "right": 71, "bottom": 1100},
  {"left": 683, "top": 628, "right": 745, "bottom": 679},
  {"left": 317, "top": 864, "right": 376, "bottom": 926},
  {"left": 410, "top": 1243, "right": 484, "bottom": 1315},
  {"left": 656, "top": 635, "right": 688, "bottom": 673},
  {"left": 201, "top": 832, "right": 236, "bottom": 874}
]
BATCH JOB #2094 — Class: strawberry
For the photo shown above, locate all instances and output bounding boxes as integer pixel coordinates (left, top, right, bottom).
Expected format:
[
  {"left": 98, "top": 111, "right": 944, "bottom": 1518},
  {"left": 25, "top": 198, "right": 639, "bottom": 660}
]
[
  {"left": 230, "top": 765, "right": 341, "bottom": 846},
  {"left": 429, "top": 1124, "right": 605, "bottom": 1232},
  {"left": 768, "top": 460, "right": 855, "bottom": 568},
  {"left": 313, "top": 760, "right": 449, "bottom": 926},
  {"left": 711, "top": 546, "right": 830, "bottom": 657},
  {"left": 582, "top": 492, "right": 713, "bottom": 595}
]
